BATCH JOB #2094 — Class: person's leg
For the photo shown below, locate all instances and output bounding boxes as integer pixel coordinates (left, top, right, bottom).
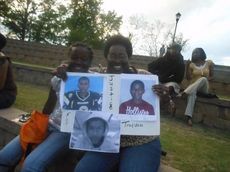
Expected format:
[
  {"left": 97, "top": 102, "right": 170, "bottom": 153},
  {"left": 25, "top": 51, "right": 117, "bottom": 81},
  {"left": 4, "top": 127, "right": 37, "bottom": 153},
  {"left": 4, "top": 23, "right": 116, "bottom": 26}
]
[
  {"left": 0, "top": 136, "right": 23, "bottom": 172},
  {"left": 74, "top": 151, "right": 119, "bottom": 172},
  {"left": 185, "top": 92, "right": 196, "bottom": 118},
  {"left": 184, "top": 77, "right": 208, "bottom": 95},
  {"left": 197, "top": 77, "right": 209, "bottom": 93},
  {"left": 21, "top": 131, "right": 70, "bottom": 172},
  {"left": 163, "top": 82, "right": 180, "bottom": 116},
  {"left": 119, "top": 138, "right": 161, "bottom": 172},
  {"left": 184, "top": 77, "right": 208, "bottom": 125}
]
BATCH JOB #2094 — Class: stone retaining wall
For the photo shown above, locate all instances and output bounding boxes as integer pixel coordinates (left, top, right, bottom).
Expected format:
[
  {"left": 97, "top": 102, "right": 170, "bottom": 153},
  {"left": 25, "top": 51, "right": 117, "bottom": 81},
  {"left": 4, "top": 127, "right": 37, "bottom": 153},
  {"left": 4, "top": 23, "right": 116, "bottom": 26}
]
[
  {"left": 12, "top": 62, "right": 230, "bottom": 96},
  {"left": 174, "top": 97, "right": 230, "bottom": 130},
  {"left": 12, "top": 62, "right": 53, "bottom": 86},
  {"left": 3, "top": 39, "right": 153, "bottom": 69}
]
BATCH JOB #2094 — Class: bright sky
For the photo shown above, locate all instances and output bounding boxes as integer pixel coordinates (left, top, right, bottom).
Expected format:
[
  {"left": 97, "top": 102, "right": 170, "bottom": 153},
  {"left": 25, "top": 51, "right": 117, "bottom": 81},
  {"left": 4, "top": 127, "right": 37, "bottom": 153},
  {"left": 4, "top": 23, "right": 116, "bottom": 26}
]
[{"left": 102, "top": 0, "right": 230, "bottom": 66}]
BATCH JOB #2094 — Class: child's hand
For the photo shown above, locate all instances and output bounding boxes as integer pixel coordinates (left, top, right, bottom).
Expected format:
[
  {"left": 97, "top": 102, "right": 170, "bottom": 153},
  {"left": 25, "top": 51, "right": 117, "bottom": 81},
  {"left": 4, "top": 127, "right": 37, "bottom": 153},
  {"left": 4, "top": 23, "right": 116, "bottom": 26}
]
[
  {"left": 52, "top": 64, "right": 68, "bottom": 81},
  {"left": 152, "top": 84, "right": 169, "bottom": 98}
]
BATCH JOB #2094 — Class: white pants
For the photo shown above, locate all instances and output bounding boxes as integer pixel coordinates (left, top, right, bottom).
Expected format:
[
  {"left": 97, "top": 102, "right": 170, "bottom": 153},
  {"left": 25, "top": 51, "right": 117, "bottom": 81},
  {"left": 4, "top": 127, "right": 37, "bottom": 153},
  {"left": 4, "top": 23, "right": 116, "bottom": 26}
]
[
  {"left": 163, "top": 82, "right": 181, "bottom": 94},
  {"left": 184, "top": 77, "right": 209, "bottom": 117}
]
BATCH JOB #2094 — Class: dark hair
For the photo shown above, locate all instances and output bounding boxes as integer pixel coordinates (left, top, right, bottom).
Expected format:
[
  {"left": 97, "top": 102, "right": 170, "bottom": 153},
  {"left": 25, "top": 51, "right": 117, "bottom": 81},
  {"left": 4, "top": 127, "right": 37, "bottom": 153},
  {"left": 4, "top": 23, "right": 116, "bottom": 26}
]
[
  {"left": 104, "top": 35, "right": 133, "bottom": 59},
  {"left": 86, "top": 117, "right": 107, "bottom": 132},
  {"left": 0, "top": 33, "right": 7, "bottom": 50},
  {"left": 78, "top": 76, "right": 89, "bottom": 83},
  {"left": 168, "top": 42, "right": 182, "bottom": 52},
  {"left": 69, "top": 42, "right": 94, "bottom": 62},
  {"left": 130, "top": 80, "right": 145, "bottom": 90},
  {"left": 191, "top": 48, "right": 206, "bottom": 62}
]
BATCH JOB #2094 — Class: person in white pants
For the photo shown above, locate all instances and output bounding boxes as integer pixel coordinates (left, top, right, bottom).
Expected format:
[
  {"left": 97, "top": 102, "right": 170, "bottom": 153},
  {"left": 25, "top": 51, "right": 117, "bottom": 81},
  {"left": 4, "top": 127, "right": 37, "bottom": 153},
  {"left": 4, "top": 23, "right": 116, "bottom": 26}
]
[
  {"left": 180, "top": 48, "right": 214, "bottom": 126},
  {"left": 184, "top": 77, "right": 208, "bottom": 116}
]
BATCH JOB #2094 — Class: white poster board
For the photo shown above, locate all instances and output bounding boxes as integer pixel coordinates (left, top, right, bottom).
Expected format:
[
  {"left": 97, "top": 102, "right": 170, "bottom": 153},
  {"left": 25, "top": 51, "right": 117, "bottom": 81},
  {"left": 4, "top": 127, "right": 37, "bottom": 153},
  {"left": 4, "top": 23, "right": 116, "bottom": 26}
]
[{"left": 60, "top": 73, "right": 160, "bottom": 136}]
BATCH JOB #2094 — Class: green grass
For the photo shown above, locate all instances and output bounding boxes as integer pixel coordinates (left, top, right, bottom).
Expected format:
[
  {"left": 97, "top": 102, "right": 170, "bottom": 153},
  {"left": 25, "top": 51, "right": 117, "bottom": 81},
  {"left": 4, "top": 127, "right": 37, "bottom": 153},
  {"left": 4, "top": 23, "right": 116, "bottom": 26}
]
[
  {"left": 13, "top": 81, "right": 49, "bottom": 112},
  {"left": 160, "top": 117, "right": 230, "bottom": 172},
  {"left": 14, "top": 81, "right": 230, "bottom": 172}
]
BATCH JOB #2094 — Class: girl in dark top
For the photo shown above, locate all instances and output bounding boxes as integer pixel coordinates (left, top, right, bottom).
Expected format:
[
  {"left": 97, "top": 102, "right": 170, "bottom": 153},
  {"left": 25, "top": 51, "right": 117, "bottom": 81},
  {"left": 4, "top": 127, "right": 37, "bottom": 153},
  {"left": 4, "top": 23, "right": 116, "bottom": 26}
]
[{"left": 0, "top": 33, "right": 17, "bottom": 109}]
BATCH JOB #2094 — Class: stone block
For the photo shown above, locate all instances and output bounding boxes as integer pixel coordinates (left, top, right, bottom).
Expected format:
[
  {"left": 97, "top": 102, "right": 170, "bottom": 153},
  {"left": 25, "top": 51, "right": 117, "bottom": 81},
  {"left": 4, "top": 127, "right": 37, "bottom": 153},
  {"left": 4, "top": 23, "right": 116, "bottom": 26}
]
[
  {"left": 219, "top": 106, "right": 230, "bottom": 121},
  {"left": 209, "top": 118, "right": 230, "bottom": 130}
]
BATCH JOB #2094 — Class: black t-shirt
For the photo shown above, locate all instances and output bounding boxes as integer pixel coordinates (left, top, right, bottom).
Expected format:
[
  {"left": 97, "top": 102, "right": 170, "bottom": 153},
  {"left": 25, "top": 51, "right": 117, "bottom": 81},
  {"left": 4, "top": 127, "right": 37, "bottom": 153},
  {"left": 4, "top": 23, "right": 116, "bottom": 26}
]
[{"left": 148, "top": 54, "right": 185, "bottom": 83}]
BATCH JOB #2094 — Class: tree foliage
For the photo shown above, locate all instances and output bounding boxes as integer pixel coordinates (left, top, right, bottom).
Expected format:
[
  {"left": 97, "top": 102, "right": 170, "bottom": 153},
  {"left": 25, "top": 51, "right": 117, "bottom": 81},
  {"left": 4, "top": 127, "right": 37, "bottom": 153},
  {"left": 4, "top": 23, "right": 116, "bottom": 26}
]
[
  {"left": 67, "top": 0, "right": 122, "bottom": 47},
  {"left": 30, "top": 0, "right": 68, "bottom": 44},
  {"left": 0, "top": 0, "right": 10, "bottom": 17},
  {"left": 0, "top": 0, "right": 37, "bottom": 40},
  {"left": 0, "top": 0, "right": 122, "bottom": 47}
]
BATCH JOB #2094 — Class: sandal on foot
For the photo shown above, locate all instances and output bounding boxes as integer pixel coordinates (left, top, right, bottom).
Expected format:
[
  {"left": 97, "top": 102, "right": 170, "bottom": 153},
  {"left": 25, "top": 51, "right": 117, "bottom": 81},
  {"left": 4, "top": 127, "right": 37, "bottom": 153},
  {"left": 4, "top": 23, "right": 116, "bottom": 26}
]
[
  {"left": 186, "top": 116, "right": 193, "bottom": 126},
  {"left": 19, "top": 113, "right": 31, "bottom": 123},
  {"left": 168, "top": 100, "right": 176, "bottom": 116}
]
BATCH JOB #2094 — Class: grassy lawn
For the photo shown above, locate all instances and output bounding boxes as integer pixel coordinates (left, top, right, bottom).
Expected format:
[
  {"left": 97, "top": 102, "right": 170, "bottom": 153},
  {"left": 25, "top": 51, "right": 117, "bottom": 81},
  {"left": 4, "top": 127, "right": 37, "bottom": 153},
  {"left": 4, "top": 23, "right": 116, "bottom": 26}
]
[
  {"left": 13, "top": 81, "right": 49, "bottom": 112},
  {"left": 160, "top": 117, "right": 230, "bottom": 172},
  {"left": 14, "top": 81, "right": 230, "bottom": 172}
]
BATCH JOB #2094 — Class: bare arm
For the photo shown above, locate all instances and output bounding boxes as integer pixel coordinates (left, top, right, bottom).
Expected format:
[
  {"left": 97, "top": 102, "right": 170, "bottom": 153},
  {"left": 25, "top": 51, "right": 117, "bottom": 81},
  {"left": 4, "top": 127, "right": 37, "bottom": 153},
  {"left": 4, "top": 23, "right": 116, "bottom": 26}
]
[{"left": 42, "top": 87, "right": 57, "bottom": 115}]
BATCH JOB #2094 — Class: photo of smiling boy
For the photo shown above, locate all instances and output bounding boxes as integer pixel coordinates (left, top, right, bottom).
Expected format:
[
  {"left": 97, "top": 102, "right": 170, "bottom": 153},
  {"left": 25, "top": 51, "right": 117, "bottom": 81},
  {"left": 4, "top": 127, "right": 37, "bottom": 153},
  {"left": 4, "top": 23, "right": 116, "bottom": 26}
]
[{"left": 119, "top": 80, "right": 155, "bottom": 115}]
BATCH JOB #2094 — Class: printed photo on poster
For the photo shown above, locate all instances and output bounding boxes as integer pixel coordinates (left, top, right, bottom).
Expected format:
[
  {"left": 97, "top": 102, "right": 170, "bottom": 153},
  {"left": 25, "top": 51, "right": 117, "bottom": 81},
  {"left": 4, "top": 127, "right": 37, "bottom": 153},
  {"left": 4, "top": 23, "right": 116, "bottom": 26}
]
[
  {"left": 62, "top": 73, "right": 104, "bottom": 111},
  {"left": 69, "top": 111, "right": 120, "bottom": 153},
  {"left": 119, "top": 74, "right": 158, "bottom": 117}
]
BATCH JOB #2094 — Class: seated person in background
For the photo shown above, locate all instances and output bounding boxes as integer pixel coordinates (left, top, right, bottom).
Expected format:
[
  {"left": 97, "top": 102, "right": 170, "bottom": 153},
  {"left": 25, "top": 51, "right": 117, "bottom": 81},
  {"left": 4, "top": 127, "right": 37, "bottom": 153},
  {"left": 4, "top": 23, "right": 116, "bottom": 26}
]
[
  {"left": 148, "top": 43, "right": 185, "bottom": 114},
  {"left": 0, "top": 33, "right": 17, "bottom": 109},
  {"left": 64, "top": 76, "right": 102, "bottom": 111},
  {"left": 179, "top": 48, "right": 214, "bottom": 126},
  {"left": 148, "top": 42, "right": 185, "bottom": 96},
  {"left": 0, "top": 42, "right": 94, "bottom": 172},
  {"left": 119, "top": 80, "right": 154, "bottom": 115}
]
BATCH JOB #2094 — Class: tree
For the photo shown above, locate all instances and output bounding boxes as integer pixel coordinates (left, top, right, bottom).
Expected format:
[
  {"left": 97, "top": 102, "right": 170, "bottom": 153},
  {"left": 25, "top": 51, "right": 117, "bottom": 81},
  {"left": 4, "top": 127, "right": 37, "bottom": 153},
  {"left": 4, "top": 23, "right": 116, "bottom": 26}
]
[
  {"left": 0, "top": 0, "right": 68, "bottom": 43},
  {"left": 0, "top": 0, "right": 37, "bottom": 40},
  {"left": 66, "top": 0, "right": 122, "bottom": 48},
  {"left": 128, "top": 15, "right": 189, "bottom": 57},
  {"left": 1, "top": 0, "right": 122, "bottom": 46},
  {"left": 0, "top": 0, "right": 10, "bottom": 17},
  {"left": 30, "top": 0, "right": 68, "bottom": 44}
]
